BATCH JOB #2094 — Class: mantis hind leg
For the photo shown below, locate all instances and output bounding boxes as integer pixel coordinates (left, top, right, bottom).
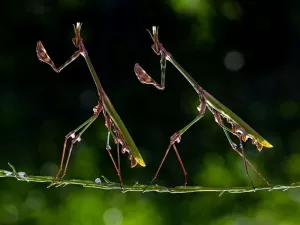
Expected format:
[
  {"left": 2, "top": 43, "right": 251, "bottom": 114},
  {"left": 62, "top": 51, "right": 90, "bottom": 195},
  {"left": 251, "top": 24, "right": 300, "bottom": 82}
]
[
  {"left": 210, "top": 108, "right": 269, "bottom": 187},
  {"left": 144, "top": 101, "right": 207, "bottom": 192},
  {"left": 224, "top": 128, "right": 269, "bottom": 186},
  {"left": 105, "top": 131, "right": 124, "bottom": 190},
  {"left": 222, "top": 127, "right": 255, "bottom": 190}
]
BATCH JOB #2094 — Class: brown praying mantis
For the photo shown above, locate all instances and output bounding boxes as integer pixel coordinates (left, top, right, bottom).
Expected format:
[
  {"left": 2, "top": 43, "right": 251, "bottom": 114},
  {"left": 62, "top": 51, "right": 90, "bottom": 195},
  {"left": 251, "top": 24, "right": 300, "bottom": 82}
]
[
  {"left": 36, "top": 23, "right": 146, "bottom": 188},
  {"left": 134, "top": 26, "right": 273, "bottom": 191}
]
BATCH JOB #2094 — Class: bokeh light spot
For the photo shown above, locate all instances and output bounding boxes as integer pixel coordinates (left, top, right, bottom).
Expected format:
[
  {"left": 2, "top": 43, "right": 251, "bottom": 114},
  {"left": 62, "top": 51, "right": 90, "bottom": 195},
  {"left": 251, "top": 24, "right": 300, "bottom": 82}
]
[
  {"left": 25, "top": 190, "right": 45, "bottom": 211},
  {"left": 224, "top": 51, "right": 244, "bottom": 72},
  {"left": 169, "top": 0, "right": 212, "bottom": 15},
  {"left": 40, "top": 162, "right": 58, "bottom": 176},
  {"left": 221, "top": 0, "right": 242, "bottom": 20},
  {"left": 286, "top": 152, "right": 300, "bottom": 179},
  {"left": 3, "top": 204, "right": 18, "bottom": 223},
  {"left": 103, "top": 208, "right": 123, "bottom": 225}
]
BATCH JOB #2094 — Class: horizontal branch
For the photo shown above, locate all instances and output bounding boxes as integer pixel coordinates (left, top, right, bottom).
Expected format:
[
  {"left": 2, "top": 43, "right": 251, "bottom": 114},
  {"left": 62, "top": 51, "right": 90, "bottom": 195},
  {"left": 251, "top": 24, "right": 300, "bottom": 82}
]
[{"left": 1, "top": 163, "right": 299, "bottom": 194}]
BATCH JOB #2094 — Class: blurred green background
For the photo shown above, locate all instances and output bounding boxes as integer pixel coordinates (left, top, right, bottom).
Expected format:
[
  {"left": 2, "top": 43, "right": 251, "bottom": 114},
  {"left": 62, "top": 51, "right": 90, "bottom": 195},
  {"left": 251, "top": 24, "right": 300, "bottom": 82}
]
[{"left": 1, "top": 0, "right": 300, "bottom": 224}]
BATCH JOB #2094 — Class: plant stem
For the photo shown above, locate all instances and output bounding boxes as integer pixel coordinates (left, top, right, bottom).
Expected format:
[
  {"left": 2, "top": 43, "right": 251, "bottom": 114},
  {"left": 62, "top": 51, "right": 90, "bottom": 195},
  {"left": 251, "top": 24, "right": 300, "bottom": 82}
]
[{"left": 1, "top": 164, "right": 298, "bottom": 194}]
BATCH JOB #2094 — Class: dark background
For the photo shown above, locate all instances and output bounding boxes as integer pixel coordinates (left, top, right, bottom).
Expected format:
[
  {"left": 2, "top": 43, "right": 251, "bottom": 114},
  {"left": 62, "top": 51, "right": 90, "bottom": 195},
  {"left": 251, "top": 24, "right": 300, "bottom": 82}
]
[{"left": 1, "top": 0, "right": 300, "bottom": 224}]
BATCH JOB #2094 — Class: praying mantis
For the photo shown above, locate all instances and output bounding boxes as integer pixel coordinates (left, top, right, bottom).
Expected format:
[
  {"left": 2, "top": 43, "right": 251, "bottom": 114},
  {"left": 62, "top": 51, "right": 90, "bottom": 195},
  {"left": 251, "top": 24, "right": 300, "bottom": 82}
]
[
  {"left": 134, "top": 26, "right": 273, "bottom": 190},
  {"left": 36, "top": 23, "right": 146, "bottom": 188}
]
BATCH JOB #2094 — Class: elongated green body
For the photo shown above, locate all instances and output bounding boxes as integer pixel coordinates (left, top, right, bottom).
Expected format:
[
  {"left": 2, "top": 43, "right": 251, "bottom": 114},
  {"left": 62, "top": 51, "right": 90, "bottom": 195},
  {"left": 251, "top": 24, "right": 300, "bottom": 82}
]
[
  {"left": 84, "top": 54, "right": 146, "bottom": 167},
  {"left": 204, "top": 90, "right": 272, "bottom": 149},
  {"left": 103, "top": 94, "right": 146, "bottom": 166},
  {"left": 168, "top": 56, "right": 272, "bottom": 150}
]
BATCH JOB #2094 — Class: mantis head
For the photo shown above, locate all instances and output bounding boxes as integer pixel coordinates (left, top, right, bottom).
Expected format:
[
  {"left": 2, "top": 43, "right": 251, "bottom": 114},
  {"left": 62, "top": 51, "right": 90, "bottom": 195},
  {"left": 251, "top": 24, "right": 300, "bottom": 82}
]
[
  {"left": 147, "top": 26, "right": 162, "bottom": 55},
  {"left": 72, "top": 22, "right": 83, "bottom": 48}
]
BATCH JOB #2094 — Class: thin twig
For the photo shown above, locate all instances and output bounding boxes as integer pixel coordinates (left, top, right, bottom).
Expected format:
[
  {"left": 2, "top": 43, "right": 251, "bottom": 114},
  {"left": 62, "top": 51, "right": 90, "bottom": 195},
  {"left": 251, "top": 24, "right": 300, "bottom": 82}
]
[{"left": 0, "top": 163, "right": 298, "bottom": 194}]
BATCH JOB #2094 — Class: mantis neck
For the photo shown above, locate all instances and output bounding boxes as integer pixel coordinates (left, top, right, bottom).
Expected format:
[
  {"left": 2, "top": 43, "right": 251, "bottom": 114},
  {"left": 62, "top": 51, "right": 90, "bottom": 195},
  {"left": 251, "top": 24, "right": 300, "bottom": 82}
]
[
  {"left": 79, "top": 42, "right": 105, "bottom": 96},
  {"left": 167, "top": 55, "right": 202, "bottom": 95},
  {"left": 84, "top": 53, "right": 105, "bottom": 96}
]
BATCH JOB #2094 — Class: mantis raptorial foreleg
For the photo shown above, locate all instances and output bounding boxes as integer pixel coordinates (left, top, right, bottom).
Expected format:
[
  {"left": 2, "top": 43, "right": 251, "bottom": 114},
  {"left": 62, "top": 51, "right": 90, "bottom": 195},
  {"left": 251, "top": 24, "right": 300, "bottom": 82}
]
[{"left": 37, "top": 42, "right": 81, "bottom": 73}]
